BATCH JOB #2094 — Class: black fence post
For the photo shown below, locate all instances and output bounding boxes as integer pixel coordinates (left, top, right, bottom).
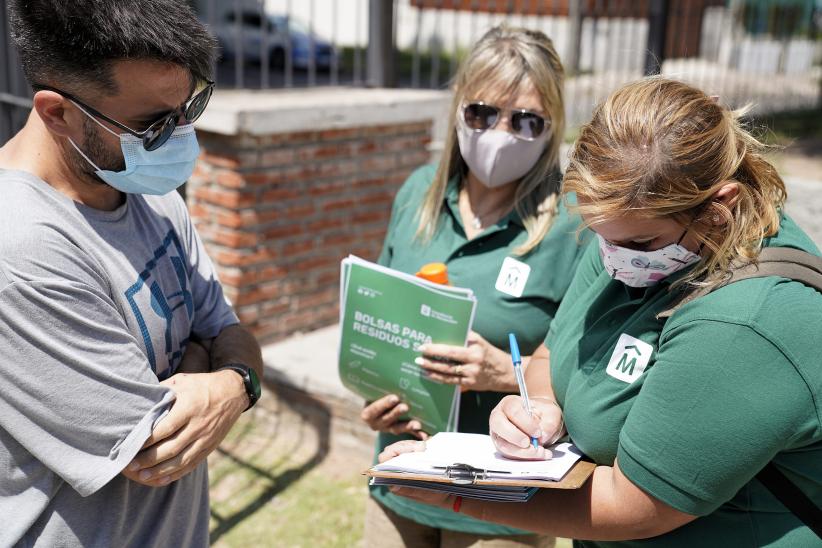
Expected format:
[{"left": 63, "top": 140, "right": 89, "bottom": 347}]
[
  {"left": 566, "top": 0, "right": 583, "bottom": 76},
  {"left": 644, "top": 0, "right": 670, "bottom": 75},
  {"left": 367, "top": 0, "right": 396, "bottom": 87}
]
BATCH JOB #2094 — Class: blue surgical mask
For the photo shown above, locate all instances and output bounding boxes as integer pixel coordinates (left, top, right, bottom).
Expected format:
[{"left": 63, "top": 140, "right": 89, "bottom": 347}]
[{"left": 68, "top": 102, "right": 200, "bottom": 195}]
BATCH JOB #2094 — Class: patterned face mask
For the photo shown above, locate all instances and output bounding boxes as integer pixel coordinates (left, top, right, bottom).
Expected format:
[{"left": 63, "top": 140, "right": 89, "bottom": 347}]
[{"left": 596, "top": 231, "right": 701, "bottom": 288}]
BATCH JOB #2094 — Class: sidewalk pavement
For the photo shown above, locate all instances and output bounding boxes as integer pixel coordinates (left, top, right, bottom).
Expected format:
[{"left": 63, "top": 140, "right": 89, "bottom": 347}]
[
  {"left": 261, "top": 325, "right": 373, "bottom": 449},
  {"left": 785, "top": 177, "right": 822, "bottom": 247},
  {"left": 262, "top": 177, "right": 821, "bottom": 443},
  {"left": 262, "top": 324, "right": 348, "bottom": 402}
]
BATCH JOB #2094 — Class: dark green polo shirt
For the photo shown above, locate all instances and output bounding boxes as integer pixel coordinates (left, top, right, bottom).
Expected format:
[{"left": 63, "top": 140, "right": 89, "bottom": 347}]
[
  {"left": 370, "top": 164, "right": 589, "bottom": 534},
  {"left": 545, "top": 213, "right": 822, "bottom": 547}
]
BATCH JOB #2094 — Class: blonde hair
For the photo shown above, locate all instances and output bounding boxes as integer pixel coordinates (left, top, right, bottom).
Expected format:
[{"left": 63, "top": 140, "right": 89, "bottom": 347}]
[
  {"left": 564, "top": 76, "right": 786, "bottom": 289},
  {"left": 415, "top": 24, "right": 565, "bottom": 256}
]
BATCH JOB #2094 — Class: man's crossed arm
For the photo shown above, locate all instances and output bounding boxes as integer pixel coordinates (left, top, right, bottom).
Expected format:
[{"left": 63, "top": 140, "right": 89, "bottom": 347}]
[{"left": 121, "top": 324, "right": 263, "bottom": 487}]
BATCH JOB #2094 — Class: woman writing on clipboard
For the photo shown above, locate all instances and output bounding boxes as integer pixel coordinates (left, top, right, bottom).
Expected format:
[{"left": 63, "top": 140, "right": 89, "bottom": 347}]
[
  {"left": 361, "top": 25, "right": 589, "bottom": 547},
  {"left": 379, "top": 77, "right": 822, "bottom": 546}
]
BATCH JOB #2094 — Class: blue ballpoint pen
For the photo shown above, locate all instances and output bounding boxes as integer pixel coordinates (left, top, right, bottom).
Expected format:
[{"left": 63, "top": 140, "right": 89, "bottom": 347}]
[{"left": 508, "top": 333, "right": 539, "bottom": 449}]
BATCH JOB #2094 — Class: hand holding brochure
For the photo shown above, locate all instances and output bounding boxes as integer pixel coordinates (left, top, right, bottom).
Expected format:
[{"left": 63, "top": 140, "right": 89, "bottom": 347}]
[
  {"left": 338, "top": 256, "right": 478, "bottom": 433},
  {"left": 368, "top": 432, "right": 591, "bottom": 502}
]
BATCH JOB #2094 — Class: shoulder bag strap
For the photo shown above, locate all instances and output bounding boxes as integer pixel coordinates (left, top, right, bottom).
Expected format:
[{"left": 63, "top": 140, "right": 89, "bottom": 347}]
[
  {"left": 657, "top": 247, "right": 822, "bottom": 319},
  {"left": 756, "top": 462, "right": 822, "bottom": 538}
]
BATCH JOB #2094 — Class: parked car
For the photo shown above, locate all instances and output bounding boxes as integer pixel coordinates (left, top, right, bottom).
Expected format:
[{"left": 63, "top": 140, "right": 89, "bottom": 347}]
[{"left": 212, "top": 11, "right": 338, "bottom": 70}]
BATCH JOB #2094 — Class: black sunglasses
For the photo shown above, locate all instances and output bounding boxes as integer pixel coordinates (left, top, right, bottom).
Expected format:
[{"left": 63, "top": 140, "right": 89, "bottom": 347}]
[
  {"left": 462, "top": 102, "right": 551, "bottom": 141},
  {"left": 32, "top": 81, "right": 215, "bottom": 151}
]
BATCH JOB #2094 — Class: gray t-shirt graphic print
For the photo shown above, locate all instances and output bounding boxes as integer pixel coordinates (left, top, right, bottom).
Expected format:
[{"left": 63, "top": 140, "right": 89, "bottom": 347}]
[
  {"left": 124, "top": 221, "right": 208, "bottom": 377},
  {"left": 0, "top": 169, "right": 238, "bottom": 547}
]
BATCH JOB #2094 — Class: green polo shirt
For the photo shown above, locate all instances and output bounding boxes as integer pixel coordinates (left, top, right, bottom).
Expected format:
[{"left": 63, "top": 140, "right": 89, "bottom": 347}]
[
  {"left": 545, "top": 213, "right": 822, "bottom": 547},
  {"left": 369, "top": 164, "right": 589, "bottom": 534}
]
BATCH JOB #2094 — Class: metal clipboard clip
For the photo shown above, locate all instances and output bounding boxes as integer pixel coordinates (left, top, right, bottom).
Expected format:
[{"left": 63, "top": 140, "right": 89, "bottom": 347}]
[
  {"left": 444, "top": 463, "right": 487, "bottom": 485},
  {"left": 442, "top": 463, "right": 512, "bottom": 485}
]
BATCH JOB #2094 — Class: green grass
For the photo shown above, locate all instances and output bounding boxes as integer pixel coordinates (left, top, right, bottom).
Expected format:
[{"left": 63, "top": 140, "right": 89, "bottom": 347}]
[
  {"left": 340, "top": 46, "right": 459, "bottom": 87},
  {"left": 209, "top": 460, "right": 366, "bottom": 547},
  {"left": 206, "top": 395, "right": 370, "bottom": 548}
]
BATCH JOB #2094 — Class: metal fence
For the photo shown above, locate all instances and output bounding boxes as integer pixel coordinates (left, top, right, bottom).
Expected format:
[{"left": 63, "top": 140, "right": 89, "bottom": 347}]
[
  {"left": 1, "top": 0, "right": 820, "bottom": 142},
  {"left": 0, "top": 0, "right": 31, "bottom": 145}
]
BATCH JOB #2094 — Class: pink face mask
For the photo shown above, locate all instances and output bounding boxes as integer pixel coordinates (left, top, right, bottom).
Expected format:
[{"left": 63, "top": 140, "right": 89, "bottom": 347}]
[{"left": 597, "top": 234, "right": 701, "bottom": 288}]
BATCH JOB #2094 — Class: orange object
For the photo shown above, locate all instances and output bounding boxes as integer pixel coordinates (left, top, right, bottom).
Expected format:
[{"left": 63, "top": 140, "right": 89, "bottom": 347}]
[{"left": 416, "top": 262, "right": 449, "bottom": 285}]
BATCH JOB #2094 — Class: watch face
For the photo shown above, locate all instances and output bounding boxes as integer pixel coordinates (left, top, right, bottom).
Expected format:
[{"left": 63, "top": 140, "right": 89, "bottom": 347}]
[{"left": 248, "top": 367, "right": 262, "bottom": 401}]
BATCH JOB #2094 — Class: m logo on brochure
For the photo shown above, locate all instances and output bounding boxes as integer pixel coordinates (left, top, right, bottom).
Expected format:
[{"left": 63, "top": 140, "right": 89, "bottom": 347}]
[
  {"left": 606, "top": 334, "right": 654, "bottom": 384},
  {"left": 495, "top": 257, "right": 530, "bottom": 298},
  {"left": 420, "top": 304, "right": 432, "bottom": 317}
]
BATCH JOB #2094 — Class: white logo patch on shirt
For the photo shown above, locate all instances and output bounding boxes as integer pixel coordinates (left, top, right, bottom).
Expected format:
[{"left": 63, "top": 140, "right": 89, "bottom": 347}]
[
  {"left": 606, "top": 334, "right": 654, "bottom": 384},
  {"left": 494, "top": 257, "right": 531, "bottom": 298}
]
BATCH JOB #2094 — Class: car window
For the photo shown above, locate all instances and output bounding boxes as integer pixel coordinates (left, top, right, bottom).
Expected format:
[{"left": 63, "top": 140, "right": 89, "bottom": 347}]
[{"left": 288, "top": 19, "right": 310, "bottom": 34}]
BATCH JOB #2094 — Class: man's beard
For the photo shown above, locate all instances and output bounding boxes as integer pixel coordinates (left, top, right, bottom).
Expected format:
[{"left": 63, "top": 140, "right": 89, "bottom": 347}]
[{"left": 67, "top": 117, "right": 126, "bottom": 185}]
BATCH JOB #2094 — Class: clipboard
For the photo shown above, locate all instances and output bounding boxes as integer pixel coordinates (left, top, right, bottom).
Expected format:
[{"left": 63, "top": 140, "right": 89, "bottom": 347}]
[{"left": 365, "top": 458, "right": 596, "bottom": 490}]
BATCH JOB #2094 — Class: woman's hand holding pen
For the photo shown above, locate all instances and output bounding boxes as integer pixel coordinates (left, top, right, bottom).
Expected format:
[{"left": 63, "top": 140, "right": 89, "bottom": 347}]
[
  {"left": 489, "top": 395, "right": 565, "bottom": 460},
  {"left": 361, "top": 394, "right": 429, "bottom": 440},
  {"left": 415, "top": 331, "right": 518, "bottom": 392}
]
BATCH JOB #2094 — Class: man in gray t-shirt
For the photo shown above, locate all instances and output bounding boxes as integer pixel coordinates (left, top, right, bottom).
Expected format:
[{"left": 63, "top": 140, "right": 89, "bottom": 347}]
[{"left": 0, "top": 1, "right": 263, "bottom": 546}]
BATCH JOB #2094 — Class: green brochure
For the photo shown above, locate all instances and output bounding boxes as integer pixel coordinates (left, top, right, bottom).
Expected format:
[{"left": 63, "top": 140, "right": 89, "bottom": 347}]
[{"left": 338, "top": 256, "right": 477, "bottom": 433}]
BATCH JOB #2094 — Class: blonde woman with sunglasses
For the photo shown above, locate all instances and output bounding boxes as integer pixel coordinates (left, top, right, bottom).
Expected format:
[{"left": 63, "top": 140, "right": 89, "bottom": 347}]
[
  {"left": 379, "top": 77, "right": 822, "bottom": 547},
  {"left": 362, "top": 25, "right": 589, "bottom": 548}
]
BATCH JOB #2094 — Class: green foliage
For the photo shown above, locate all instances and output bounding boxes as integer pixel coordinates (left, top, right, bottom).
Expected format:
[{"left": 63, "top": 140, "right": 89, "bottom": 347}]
[
  {"left": 749, "top": 107, "right": 822, "bottom": 145},
  {"left": 338, "top": 46, "right": 460, "bottom": 87}
]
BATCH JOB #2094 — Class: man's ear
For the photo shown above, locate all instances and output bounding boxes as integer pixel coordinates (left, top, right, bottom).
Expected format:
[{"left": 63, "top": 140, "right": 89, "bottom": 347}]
[
  {"left": 33, "top": 90, "right": 77, "bottom": 138},
  {"left": 708, "top": 182, "right": 740, "bottom": 225}
]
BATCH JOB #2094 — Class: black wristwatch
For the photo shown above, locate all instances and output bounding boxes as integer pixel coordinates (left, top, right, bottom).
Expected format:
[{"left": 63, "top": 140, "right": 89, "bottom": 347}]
[{"left": 218, "top": 363, "right": 261, "bottom": 411}]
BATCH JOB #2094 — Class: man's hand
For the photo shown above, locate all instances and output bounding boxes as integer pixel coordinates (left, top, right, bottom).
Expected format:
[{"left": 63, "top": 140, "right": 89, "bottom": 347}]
[{"left": 122, "top": 369, "right": 247, "bottom": 486}]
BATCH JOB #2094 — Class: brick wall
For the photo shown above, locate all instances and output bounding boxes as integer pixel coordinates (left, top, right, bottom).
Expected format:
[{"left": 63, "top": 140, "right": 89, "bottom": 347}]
[{"left": 188, "top": 121, "right": 432, "bottom": 344}]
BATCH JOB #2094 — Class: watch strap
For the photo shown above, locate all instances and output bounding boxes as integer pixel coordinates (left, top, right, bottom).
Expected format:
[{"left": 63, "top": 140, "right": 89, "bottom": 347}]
[{"left": 217, "top": 363, "right": 260, "bottom": 411}]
